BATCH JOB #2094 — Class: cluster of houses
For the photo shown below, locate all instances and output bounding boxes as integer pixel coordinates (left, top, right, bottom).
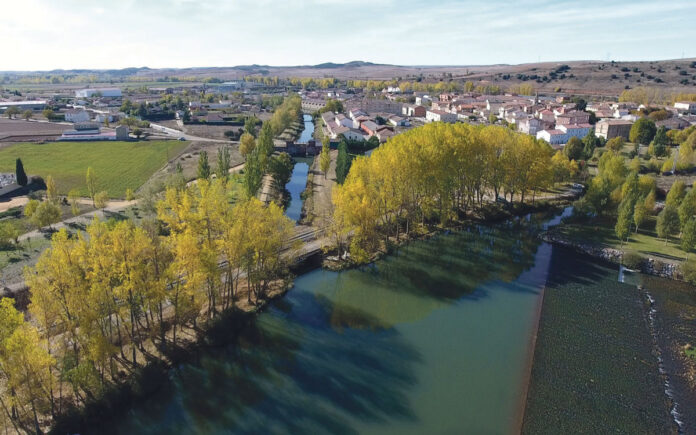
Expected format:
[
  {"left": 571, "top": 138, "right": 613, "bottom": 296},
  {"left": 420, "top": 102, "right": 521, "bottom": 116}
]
[
  {"left": 307, "top": 88, "right": 696, "bottom": 148},
  {"left": 320, "top": 109, "right": 403, "bottom": 143}
]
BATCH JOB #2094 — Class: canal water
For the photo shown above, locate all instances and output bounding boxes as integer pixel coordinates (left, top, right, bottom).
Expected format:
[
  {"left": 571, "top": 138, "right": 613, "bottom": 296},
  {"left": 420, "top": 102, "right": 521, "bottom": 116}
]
[
  {"left": 284, "top": 158, "right": 311, "bottom": 222},
  {"left": 283, "top": 114, "right": 315, "bottom": 221},
  {"left": 106, "top": 211, "right": 565, "bottom": 434},
  {"left": 297, "top": 113, "right": 314, "bottom": 144}
]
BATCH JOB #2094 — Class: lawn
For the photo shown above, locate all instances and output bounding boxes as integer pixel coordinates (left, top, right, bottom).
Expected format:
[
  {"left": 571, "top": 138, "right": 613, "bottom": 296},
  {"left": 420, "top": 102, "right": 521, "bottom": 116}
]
[
  {"left": 0, "top": 140, "right": 188, "bottom": 198},
  {"left": 554, "top": 215, "right": 688, "bottom": 262}
]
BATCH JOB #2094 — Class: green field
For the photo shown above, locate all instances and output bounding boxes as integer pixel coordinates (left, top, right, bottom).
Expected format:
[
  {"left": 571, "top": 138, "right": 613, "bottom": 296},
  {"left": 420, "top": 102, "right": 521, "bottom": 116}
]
[
  {"left": 0, "top": 140, "right": 188, "bottom": 198},
  {"left": 522, "top": 247, "right": 673, "bottom": 433}
]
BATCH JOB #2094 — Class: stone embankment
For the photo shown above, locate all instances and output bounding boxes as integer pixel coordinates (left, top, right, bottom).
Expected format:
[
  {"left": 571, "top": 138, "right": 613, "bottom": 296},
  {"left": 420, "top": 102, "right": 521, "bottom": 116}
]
[{"left": 541, "top": 231, "right": 680, "bottom": 280}]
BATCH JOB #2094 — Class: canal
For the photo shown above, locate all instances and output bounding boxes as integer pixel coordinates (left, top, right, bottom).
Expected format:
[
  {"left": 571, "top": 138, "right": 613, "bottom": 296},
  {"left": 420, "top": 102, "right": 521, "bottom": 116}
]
[
  {"left": 103, "top": 210, "right": 566, "bottom": 434},
  {"left": 284, "top": 114, "right": 315, "bottom": 222}
]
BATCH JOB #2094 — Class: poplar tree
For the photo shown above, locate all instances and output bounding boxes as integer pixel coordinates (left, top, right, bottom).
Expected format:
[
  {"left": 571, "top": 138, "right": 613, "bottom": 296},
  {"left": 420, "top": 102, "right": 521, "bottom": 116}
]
[
  {"left": 197, "top": 151, "right": 211, "bottom": 180},
  {"left": 15, "top": 158, "right": 27, "bottom": 186}
]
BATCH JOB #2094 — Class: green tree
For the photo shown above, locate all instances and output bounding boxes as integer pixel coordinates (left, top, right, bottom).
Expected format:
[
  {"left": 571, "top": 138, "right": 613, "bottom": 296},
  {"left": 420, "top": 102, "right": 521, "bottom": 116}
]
[
  {"left": 45, "top": 174, "right": 58, "bottom": 204},
  {"left": 68, "top": 189, "right": 80, "bottom": 216},
  {"left": 335, "top": 141, "right": 351, "bottom": 184},
  {"left": 563, "top": 136, "right": 584, "bottom": 161},
  {"left": 615, "top": 198, "right": 633, "bottom": 245},
  {"left": 216, "top": 146, "right": 231, "bottom": 181},
  {"left": 125, "top": 187, "right": 135, "bottom": 201},
  {"left": 678, "top": 188, "right": 696, "bottom": 229},
  {"left": 582, "top": 129, "right": 599, "bottom": 159},
  {"left": 268, "top": 152, "right": 293, "bottom": 190},
  {"left": 681, "top": 217, "right": 696, "bottom": 253},
  {"left": 256, "top": 122, "right": 275, "bottom": 157},
  {"left": 682, "top": 258, "right": 696, "bottom": 284},
  {"left": 133, "top": 127, "right": 143, "bottom": 139},
  {"left": 22, "top": 110, "right": 33, "bottom": 120},
  {"left": 633, "top": 201, "right": 647, "bottom": 233},
  {"left": 656, "top": 204, "right": 680, "bottom": 243},
  {"left": 606, "top": 136, "right": 625, "bottom": 154},
  {"left": 244, "top": 117, "right": 259, "bottom": 137},
  {"left": 15, "top": 158, "right": 27, "bottom": 186},
  {"left": 31, "top": 201, "right": 61, "bottom": 229},
  {"left": 5, "top": 106, "right": 19, "bottom": 119},
  {"left": 243, "top": 148, "right": 264, "bottom": 198},
  {"left": 665, "top": 180, "right": 686, "bottom": 207},
  {"left": 24, "top": 199, "right": 39, "bottom": 218},
  {"left": 239, "top": 132, "right": 256, "bottom": 158},
  {"left": 320, "top": 144, "right": 331, "bottom": 179},
  {"left": 42, "top": 108, "right": 54, "bottom": 120},
  {"left": 629, "top": 117, "right": 657, "bottom": 145},
  {"left": 197, "top": 150, "right": 211, "bottom": 180},
  {"left": 94, "top": 191, "right": 109, "bottom": 209},
  {"left": 649, "top": 126, "right": 669, "bottom": 157}
]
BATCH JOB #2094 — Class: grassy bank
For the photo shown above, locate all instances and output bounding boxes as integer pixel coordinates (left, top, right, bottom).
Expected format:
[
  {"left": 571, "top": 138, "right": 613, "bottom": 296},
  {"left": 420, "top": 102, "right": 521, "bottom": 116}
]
[
  {"left": 552, "top": 214, "right": 686, "bottom": 262},
  {"left": 0, "top": 140, "right": 188, "bottom": 197},
  {"left": 522, "top": 247, "right": 674, "bottom": 434}
]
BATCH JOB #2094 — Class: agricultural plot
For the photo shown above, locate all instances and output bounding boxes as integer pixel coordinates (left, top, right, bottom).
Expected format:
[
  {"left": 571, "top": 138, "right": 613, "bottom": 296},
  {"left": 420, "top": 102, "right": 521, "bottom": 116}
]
[{"left": 0, "top": 140, "right": 188, "bottom": 197}]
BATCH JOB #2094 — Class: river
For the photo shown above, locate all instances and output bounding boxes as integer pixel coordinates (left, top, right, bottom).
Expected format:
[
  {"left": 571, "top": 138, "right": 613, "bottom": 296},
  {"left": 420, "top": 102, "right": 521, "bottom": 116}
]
[{"left": 102, "top": 210, "right": 567, "bottom": 434}]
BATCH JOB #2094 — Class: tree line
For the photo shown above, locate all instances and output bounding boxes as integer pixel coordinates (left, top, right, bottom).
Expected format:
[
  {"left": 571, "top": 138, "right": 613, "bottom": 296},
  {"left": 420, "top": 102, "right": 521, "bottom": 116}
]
[
  {"left": 331, "top": 122, "right": 573, "bottom": 262},
  {"left": 0, "top": 178, "right": 294, "bottom": 432}
]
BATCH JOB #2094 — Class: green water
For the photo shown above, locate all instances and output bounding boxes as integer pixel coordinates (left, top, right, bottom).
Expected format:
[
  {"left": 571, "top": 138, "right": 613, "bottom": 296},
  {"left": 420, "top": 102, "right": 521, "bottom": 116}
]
[{"left": 105, "top": 214, "right": 562, "bottom": 434}]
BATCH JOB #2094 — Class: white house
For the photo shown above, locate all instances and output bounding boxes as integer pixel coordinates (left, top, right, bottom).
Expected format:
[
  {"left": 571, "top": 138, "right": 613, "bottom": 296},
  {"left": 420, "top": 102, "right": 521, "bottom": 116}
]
[
  {"left": 75, "top": 88, "right": 122, "bottom": 98},
  {"left": 388, "top": 115, "right": 409, "bottom": 127},
  {"left": 333, "top": 126, "right": 366, "bottom": 141},
  {"left": 426, "top": 109, "right": 457, "bottom": 124},
  {"left": 536, "top": 129, "right": 567, "bottom": 145},
  {"left": 558, "top": 123, "right": 591, "bottom": 139},
  {"left": 518, "top": 117, "right": 544, "bottom": 136},
  {"left": 65, "top": 109, "right": 90, "bottom": 123},
  {"left": 335, "top": 113, "right": 353, "bottom": 128},
  {"left": 675, "top": 101, "right": 696, "bottom": 114},
  {"left": 415, "top": 96, "right": 432, "bottom": 106}
]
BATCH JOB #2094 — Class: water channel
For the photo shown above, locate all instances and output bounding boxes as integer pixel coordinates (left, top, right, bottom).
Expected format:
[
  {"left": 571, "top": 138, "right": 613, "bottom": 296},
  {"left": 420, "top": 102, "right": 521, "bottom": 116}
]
[
  {"left": 106, "top": 209, "right": 569, "bottom": 434},
  {"left": 283, "top": 114, "right": 315, "bottom": 222}
]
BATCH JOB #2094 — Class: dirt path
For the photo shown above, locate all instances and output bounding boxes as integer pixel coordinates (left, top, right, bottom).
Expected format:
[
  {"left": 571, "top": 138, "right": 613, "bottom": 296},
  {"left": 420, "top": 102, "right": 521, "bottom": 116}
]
[
  {"left": 0, "top": 196, "right": 29, "bottom": 212},
  {"left": 306, "top": 150, "right": 337, "bottom": 228}
]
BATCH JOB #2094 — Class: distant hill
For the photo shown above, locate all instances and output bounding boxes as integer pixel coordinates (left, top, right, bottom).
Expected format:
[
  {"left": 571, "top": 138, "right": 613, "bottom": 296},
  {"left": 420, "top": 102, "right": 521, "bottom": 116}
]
[
  {"left": 310, "top": 61, "right": 382, "bottom": 69},
  {"left": 3, "top": 59, "right": 696, "bottom": 97}
]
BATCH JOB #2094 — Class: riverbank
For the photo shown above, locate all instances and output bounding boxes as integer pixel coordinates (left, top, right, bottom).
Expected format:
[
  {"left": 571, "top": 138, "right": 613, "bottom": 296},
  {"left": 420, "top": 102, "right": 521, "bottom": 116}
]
[
  {"left": 324, "top": 196, "right": 575, "bottom": 271},
  {"left": 521, "top": 247, "right": 675, "bottom": 433},
  {"left": 540, "top": 229, "right": 682, "bottom": 280}
]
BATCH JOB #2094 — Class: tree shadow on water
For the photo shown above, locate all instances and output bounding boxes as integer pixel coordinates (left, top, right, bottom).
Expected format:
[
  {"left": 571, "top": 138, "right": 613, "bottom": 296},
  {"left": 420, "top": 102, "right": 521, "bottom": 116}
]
[{"left": 72, "top": 291, "right": 421, "bottom": 435}]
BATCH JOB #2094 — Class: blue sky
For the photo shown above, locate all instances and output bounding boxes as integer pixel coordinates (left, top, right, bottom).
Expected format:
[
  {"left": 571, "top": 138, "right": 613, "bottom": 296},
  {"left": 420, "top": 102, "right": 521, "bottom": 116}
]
[{"left": 1, "top": 0, "right": 695, "bottom": 70}]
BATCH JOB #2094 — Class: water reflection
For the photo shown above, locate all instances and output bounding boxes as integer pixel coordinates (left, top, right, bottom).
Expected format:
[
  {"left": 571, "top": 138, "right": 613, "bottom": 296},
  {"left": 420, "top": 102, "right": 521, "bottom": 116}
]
[{"left": 69, "top": 209, "right": 567, "bottom": 434}]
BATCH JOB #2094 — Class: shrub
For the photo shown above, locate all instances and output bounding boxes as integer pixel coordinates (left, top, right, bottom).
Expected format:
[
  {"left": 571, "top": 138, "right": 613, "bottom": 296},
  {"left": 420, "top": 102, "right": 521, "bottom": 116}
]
[{"left": 622, "top": 251, "right": 643, "bottom": 270}]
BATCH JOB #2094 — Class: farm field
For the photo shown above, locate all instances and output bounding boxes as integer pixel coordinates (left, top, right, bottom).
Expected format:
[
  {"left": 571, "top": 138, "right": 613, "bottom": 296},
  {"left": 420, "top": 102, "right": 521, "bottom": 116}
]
[
  {"left": 522, "top": 247, "right": 673, "bottom": 434},
  {"left": 0, "top": 140, "right": 188, "bottom": 197}
]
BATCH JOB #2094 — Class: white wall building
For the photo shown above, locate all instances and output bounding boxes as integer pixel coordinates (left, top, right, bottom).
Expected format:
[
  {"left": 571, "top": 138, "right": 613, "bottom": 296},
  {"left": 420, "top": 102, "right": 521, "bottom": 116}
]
[
  {"left": 426, "top": 109, "right": 457, "bottom": 124},
  {"left": 65, "top": 109, "right": 90, "bottom": 123},
  {"left": 75, "top": 88, "right": 122, "bottom": 98},
  {"left": 675, "top": 101, "right": 696, "bottom": 114}
]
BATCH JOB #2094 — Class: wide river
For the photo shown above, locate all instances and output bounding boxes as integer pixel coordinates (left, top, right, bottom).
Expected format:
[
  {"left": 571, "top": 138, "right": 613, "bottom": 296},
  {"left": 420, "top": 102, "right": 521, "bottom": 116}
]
[{"left": 105, "top": 209, "right": 570, "bottom": 434}]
